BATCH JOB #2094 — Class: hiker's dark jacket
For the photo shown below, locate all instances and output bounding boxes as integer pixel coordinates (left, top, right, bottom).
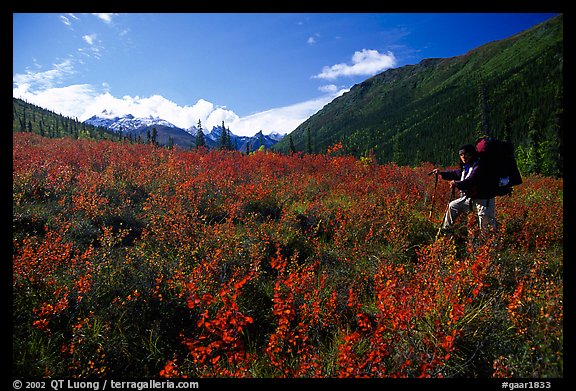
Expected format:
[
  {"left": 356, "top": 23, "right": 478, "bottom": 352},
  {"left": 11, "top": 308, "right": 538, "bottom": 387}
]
[{"left": 440, "top": 159, "right": 494, "bottom": 199}]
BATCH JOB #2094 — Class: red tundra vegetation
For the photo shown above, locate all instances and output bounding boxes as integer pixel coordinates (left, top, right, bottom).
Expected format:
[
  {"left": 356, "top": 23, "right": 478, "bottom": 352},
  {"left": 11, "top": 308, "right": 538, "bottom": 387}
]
[{"left": 13, "top": 133, "right": 563, "bottom": 378}]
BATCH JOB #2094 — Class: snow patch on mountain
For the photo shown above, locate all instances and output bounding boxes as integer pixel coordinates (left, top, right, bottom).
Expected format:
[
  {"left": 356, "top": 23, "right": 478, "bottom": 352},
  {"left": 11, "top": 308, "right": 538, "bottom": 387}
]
[
  {"left": 84, "top": 113, "right": 284, "bottom": 151},
  {"left": 85, "top": 113, "right": 178, "bottom": 133}
]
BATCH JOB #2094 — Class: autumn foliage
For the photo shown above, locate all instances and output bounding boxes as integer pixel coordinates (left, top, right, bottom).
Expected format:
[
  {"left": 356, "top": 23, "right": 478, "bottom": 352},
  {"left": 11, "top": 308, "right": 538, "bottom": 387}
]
[{"left": 13, "top": 133, "right": 563, "bottom": 378}]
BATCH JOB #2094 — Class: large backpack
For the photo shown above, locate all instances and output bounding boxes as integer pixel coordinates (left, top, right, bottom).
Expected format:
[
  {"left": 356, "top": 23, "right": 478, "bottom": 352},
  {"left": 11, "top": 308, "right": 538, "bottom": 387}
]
[{"left": 475, "top": 136, "right": 523, "bottom": 197}]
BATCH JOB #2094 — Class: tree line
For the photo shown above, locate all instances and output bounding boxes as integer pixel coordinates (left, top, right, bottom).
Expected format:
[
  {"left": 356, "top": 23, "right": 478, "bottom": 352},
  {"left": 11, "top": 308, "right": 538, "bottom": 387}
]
[
  {"left": 13, "top": 98, "right": 123, "bottom": 143},
  {"left": 273, "top": 15, "right": 563, "bottom": 178}
]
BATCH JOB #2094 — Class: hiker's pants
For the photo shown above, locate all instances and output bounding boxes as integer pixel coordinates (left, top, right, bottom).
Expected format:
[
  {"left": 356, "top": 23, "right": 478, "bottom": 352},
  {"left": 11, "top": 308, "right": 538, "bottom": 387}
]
[{"left": 443, "top": 196, "right": 496, "bottom": 231}]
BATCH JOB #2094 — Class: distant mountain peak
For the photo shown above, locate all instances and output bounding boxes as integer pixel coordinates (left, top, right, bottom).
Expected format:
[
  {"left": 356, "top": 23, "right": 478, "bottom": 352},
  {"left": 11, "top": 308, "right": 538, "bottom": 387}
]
[
  {"left": 85, "top": 114, "right": 178, "bottom": 133},
  {"left": 83, "top": 114, "right": 284, "bottom": 151}
]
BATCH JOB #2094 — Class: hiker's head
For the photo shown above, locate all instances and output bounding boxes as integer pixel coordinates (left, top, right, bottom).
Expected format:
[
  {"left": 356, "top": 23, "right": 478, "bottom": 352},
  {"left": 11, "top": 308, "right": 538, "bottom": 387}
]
[{"left": 458, "top": 144, "right": 477, "bottom": 164}]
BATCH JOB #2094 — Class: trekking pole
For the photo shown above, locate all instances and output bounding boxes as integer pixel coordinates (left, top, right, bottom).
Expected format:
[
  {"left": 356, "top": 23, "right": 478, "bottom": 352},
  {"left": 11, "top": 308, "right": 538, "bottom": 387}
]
[
  {"left": 428, "top": 170, "right": 439, "bottom": 220},
  {"left": 436, "top": 185, "right": 456, "bottom": 239}
]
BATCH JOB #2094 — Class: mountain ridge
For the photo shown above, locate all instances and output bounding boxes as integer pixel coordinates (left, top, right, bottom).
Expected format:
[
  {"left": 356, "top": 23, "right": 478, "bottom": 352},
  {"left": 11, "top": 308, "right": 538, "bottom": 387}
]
[
  {"left": 13, "top": 97, "right": 284, "bottom": 152},
  {"left": 83, "top": 113, "right": 284, "bottom": 151},
  {"left": 273, "top": 14, "right": 563, "bottom": 173}
]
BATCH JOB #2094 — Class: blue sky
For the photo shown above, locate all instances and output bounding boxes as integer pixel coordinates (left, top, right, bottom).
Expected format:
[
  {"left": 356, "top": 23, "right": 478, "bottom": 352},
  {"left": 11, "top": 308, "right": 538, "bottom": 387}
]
[{"left": 13, "top": 13, "right": 559, "bottom": 137}]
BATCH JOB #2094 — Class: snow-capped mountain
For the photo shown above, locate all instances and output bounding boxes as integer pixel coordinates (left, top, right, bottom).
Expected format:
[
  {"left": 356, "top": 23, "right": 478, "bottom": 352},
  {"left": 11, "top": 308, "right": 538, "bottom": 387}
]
[
  {"left": 188, "top": 125, "right": 284, "bottom": 152},
  {"left": 267, "top": 132, "right": 285, "bottom": 142},
  {"left": 85, "top": 113, "right": 178, "bottom": 133},
  {"left": 84, "top": 113, "right": 284, "bottom": 151}
]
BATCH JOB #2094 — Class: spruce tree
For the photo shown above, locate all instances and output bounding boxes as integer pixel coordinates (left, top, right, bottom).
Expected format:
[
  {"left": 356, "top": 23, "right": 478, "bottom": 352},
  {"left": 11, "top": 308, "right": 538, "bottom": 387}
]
[
  {"left": 289, "top": 134, "right": 296, "bottom": 154},
  {"left": 219, "top": 121, "right": 227, "bottom": 150},
  {"left": 554, "top": 84, "right": 563, "bottom": 177},
  {"left": 195, "top": 119, "right": 206, "bottom": 148},
  {"left": 219, "top": 121, "right": 233, "bottom": 150},
  {"left": 526, "top": 109, "right": 541, "bottom": 174},
  {"left": 502, "top": 103, "right": 512, "bottom": 141}
]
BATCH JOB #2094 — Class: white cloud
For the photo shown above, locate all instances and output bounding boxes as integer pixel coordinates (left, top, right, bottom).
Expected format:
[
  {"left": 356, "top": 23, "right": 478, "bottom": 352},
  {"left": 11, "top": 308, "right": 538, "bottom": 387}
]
[
  {"left": 82, "top": 34, "right": 97, "bottom": 45},
  {"left": 14, "top": 60, "right": 348, "bottom": 137},
  {"left": 229, "top": 88, "right": 348, "bottom": 136},
  {"left": 92, "top": 13, "right": 117, "bottom": 24},
  {"left": 14, "top": 84, "right": 99, "bottom": 119},
  {"left": 318, "top": 84, "right": 338, "bottom": 93},
  {"left": 78, "top": 46, "right": 103, "bottom": 60},
  {"left": 14, "top": 80, "right": 347, "bottom": 137},
  {"left": 59, "top": 13, "right": 80, "bottom": 29},
  {"left": 314, "top": 49, "right": 397, "bottom": 80},
  {"left": 80, "top": 94, "right": 230, "bottom": 130},
  {"left": 76, "top": 91, "right": 345, "bottom": 137},
  {"left": 13, "top": 59, "right": 76, "bottom": 93},
  {"left": 59, "top": 15, "right": 72, "bottom": 27}
]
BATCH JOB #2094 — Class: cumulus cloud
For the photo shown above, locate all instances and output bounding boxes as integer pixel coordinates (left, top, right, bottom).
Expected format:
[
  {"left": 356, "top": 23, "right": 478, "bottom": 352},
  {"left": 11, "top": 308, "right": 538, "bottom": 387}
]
[
  {"left": 16, "top": 84, "right": 100, "bottom": 118},
  {"left": 14, "top": 56, "right": 348, "bottom": 137},
  {"left": 230, "top": 88, "right": 348, "bottom": 136},
  {"left": 314, "top": 49, "right": 397, "bottom": 80},
  {"left": 14, "top": 78, "right": 346, "bottom": 137},
  {"left": 79, "top": 94, "right": 232, "bottom": 132},
  {"left": 318, "top": 84, "right": 338, "bottom": 93},
  {"left": 77, "top": 91, "right": 347, "bottom": 137}
]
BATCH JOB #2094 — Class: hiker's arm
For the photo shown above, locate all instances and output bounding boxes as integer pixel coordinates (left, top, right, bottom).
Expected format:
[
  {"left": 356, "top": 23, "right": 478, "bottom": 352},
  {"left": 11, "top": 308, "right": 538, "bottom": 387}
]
[{"left": 439, "top": 169, "right": 460, "bottom": 181}]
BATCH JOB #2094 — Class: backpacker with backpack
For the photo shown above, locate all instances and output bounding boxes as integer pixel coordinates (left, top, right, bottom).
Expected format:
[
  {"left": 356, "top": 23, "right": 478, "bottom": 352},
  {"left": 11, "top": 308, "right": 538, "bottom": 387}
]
[{"left": 475, "top": 136, "right": 523, "bottom": 197}]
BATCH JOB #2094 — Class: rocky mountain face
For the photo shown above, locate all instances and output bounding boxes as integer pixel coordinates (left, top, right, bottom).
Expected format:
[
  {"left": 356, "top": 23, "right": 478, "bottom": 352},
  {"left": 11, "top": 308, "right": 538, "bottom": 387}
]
[{"left": 84, "top": 114, "right": 284, "bottom": 151}]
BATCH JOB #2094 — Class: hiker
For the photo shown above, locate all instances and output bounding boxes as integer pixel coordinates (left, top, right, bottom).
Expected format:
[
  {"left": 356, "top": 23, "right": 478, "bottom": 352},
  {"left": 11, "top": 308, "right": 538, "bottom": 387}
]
[{"left": 431, "top": 144, "right": 497, "bottom": 234}]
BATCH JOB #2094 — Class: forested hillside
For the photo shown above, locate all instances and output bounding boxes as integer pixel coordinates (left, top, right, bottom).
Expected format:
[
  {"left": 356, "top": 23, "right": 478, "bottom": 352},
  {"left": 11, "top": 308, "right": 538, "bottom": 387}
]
[
  {"left": 274, "top": 15, "right": 563, "bottom": 177},
  {"left": 13, "top": 98, "right": 124, "bottom": 142}
]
